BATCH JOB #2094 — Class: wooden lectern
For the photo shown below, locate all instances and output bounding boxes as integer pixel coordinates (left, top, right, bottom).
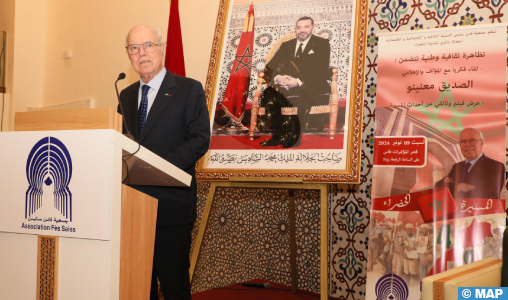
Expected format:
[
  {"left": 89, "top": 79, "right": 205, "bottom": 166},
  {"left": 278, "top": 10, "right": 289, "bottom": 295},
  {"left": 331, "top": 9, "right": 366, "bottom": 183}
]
[{"left": 0, "top": 109, "right": 190, "bottom": 300}]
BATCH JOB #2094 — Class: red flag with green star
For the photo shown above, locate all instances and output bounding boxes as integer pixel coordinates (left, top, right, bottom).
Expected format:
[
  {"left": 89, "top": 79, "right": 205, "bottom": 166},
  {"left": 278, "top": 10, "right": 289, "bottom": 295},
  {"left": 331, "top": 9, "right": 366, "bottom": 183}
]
[
  {"left": 220, "top": 3, "right": 255, "bottom": 127},
  {"left": 416, "top": 187, "right": 457, "bottom": 223}
]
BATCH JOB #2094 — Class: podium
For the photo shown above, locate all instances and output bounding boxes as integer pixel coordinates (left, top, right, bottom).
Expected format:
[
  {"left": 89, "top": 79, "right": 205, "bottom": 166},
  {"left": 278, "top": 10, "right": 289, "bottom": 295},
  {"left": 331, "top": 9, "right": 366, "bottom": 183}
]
[{"left": 0, "top": 109, "right": 191, "bottom": 300}]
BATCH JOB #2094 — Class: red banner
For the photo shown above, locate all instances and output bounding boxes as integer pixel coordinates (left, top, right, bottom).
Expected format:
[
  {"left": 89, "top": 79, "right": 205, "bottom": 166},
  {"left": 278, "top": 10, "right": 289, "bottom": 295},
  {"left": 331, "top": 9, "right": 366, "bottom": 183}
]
[
  {"left": 165, "top": 0, "right": 185, "bottom": 76},
  {"left": 372, "top": 188, "right": 505, "bottom": 221}
]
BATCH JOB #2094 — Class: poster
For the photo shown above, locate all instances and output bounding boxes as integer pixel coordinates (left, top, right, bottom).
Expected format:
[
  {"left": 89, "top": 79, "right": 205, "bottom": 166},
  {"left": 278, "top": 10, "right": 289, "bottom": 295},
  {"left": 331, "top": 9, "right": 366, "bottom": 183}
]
[
  {"left": 367, "top": 26, "right": 507, "bottom": 300},
  {"left": 196, "top": 0, "right": 368, "bottom": 182}
]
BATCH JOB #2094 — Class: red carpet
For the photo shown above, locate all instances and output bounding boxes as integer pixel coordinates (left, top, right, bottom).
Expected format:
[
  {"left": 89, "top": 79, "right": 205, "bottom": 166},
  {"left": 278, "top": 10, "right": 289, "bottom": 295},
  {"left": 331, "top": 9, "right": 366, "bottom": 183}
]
[
  {"left": 192, "top": 279, "right": 326, "bottom": 300},
  {"left": 210, "top": 133, "right": 344, "bottom": 150}
]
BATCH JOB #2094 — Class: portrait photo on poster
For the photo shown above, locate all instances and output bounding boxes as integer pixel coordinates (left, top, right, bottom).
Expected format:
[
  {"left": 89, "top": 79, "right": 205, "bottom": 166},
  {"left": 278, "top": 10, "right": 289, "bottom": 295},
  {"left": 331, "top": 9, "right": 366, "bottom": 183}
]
[{"left": 196, "top": 0, "right": 368, "bottom": 182}]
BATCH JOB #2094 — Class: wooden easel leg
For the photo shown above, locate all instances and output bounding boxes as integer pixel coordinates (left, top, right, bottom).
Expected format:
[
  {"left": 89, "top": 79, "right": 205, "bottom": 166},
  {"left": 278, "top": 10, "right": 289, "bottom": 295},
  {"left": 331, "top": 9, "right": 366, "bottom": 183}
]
[
  {"left": 320, "top": 184, "right": 328, "bottom": 300},
  {"left": 288, "top": 190, "right": 297, "bottom": 293},
  {"left": 189, "top": 182, "right": 218, "bottom": 282}
]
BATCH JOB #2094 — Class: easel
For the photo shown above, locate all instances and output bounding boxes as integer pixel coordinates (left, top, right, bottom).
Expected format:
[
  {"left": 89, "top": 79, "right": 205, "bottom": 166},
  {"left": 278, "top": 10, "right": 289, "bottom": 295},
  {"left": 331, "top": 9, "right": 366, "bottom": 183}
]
[{"left": 190, "top": 177, "right": 329, "bottom": 300}]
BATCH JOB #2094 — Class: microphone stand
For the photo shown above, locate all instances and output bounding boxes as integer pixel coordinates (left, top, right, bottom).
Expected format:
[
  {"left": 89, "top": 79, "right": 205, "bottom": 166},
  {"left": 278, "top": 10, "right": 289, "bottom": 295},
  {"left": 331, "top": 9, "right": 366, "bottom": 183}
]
[{"left": 115, "top": 73, "right": 136, "bottom": 141}]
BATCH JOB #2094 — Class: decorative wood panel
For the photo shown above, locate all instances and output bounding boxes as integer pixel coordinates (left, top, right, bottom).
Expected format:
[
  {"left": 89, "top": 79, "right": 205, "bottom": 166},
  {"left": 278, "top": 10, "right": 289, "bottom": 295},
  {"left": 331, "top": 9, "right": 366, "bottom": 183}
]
[{"left": 37, "top": 236, "right": 59, "bottom": 300}]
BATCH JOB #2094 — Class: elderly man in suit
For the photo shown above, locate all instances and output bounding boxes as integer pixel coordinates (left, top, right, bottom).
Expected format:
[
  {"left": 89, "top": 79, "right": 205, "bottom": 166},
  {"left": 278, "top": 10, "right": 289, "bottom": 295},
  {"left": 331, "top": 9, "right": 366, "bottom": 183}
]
[
  {"left": 435, "top": 127, "right": 505, "bottom": 200},
  {"left": 119, "top": 25, "right": 210, "bottom": 300},
  {"left": 265, "top": 16, "right": 330, "bottom": 132}
]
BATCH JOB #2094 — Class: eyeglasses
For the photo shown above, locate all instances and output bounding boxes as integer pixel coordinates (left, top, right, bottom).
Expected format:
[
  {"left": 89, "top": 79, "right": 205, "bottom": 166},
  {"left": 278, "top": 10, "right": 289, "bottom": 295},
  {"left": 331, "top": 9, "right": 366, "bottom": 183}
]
[
  {"left": 126, "top": 42, "right": 162, "bottom": 55},
  {"left": 459, "top": 139, "right": 482, "bottom": 146}
]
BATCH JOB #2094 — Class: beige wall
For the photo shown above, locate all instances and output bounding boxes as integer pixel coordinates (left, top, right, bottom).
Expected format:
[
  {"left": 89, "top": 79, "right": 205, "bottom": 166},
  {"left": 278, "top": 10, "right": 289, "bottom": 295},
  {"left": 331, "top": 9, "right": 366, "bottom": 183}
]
[
  {"left": 1, "top": 0, "right": 221, "bottom": 130},
  {"left": 0, "top": 0, "right": 46, "bottom": 131},
  {"left": 0, "top": 0, "right": 15, "bottom": 130},
  {"left": 180, "top": 0, "right": 221, "bottom": 85},
  {"left": 12, "top": 0, "right": 46, "bottom": 117}
]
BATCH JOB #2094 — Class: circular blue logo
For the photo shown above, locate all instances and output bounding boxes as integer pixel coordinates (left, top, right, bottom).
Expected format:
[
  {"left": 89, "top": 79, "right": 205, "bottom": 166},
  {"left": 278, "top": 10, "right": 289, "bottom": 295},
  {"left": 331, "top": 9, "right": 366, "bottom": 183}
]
[{"left": 375, "top": 274, "right": 409, "bottom": 300}]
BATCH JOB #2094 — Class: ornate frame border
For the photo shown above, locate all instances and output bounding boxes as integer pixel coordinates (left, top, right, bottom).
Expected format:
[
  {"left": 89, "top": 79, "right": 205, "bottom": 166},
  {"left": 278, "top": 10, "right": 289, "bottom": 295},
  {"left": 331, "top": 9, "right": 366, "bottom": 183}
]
[{"left": 196, "top": 0, "right": 368, "bottom": 183}]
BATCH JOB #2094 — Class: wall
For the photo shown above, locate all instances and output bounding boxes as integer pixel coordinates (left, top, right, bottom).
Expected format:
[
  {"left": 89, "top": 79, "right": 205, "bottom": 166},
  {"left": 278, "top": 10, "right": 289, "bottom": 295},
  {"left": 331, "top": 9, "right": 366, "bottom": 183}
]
[
  {"left": 0, "top": 0, "right": 15, "bottom": 131},
  {"left": 0, "top": 0, "right": 46, "bottom": 131},
  {"left": 41, "top": 0, "right": 220, "bottom": 110},
  {"left": 42, "top": 0, "right": 171, "bottom": 110},
  {"left": 180, "top": 0, "right": 221, "bottom": 85},
  {"left": 2, "top": 0, "right": 221, "bottom": 130},
  {"left": 12, "top": 0, "right": 46, "bottom": 118}
]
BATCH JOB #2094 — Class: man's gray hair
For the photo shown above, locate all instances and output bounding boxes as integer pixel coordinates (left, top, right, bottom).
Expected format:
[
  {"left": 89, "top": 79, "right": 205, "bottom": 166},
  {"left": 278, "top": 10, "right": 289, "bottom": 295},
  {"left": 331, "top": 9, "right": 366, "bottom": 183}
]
[
  {"left": 462, "top": 127, "right": 485, "bottom": 141},
  {"left": 125, "top": 27, "right": 164, "bottom": 46}
]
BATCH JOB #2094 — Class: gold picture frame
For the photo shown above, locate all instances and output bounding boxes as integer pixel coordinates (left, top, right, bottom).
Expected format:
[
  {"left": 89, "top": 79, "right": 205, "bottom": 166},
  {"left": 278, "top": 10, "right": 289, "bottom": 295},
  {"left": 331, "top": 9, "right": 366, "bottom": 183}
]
[{"left": 196, "top": 0, "right": 368, "bottom": 183}]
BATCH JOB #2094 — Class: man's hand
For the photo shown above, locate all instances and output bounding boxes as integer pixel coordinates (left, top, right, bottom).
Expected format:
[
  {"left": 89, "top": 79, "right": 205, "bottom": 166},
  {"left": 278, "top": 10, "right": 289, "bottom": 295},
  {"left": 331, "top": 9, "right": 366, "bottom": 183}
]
[
  {"left": 276, "top": 75, "right": 299, "bottom": 90},
  {"left": 457, "top": 183, "right": 475, "bottom": 193},
  {"left": 275, "top": 75, "right": 287, "bottom": 89},
  {"left": 442, "top": 176, "right": 453, "bottom": 183},
  {"left": 284, "top": 76, "right": 299, "bottom": 89}
]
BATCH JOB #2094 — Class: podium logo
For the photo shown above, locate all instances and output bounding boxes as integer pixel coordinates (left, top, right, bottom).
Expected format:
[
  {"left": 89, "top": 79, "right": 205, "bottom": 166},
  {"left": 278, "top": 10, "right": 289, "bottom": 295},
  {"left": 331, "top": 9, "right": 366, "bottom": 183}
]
[
  {"left": 459, "top": 288, "right": 505, "bottom": 299},
  {"left": 25, "top": 137, "right": 73, "bottom": 221},
  {"left": 375, "top": 274, "right": 408, "bottom": 300}
]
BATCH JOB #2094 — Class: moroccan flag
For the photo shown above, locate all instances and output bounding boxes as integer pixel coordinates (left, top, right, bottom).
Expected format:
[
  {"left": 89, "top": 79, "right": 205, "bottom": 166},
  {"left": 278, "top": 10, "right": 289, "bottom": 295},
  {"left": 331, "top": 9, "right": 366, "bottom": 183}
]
[
  {"left": 220, "top": 3, "right": 255, "bottom": 126},
  {"left": 416, "top": 187, "right": 457, "bottom": 223},
  {"left": 165, "top": 0, "right": 186, "bottom": 76}
]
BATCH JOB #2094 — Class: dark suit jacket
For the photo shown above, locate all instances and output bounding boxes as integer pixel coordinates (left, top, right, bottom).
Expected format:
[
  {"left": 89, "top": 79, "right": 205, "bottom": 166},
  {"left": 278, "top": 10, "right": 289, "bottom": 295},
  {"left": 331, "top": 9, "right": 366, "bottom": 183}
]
[
  {"left": 266, "top": 34, "right": 330, "bottom": 109},
  {"left": 119, "top": 69, "right": 210, "bottom": 227},
  {"left": 435, "top": 154, "right": 505, "bottom": 199}
]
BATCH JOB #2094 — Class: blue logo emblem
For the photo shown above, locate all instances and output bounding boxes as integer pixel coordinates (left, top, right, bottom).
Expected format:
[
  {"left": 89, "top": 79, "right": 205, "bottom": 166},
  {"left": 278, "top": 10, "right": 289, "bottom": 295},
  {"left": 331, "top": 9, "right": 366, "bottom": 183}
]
[
  {"left": 375, "top": 274, "right": 408, "bottom": 300},
  {"left": 25, "top": 137, "right": 73, "bottom": 221}
]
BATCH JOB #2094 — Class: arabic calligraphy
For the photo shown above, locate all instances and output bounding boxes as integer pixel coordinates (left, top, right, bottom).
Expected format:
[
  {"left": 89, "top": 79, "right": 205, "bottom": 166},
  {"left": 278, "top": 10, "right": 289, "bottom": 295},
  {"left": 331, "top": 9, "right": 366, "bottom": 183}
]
[
  {"left": 390, "top": 100, "right": 482, "bottom": 108},
  {"left": 386, "top": 29, "right": 498, "bottom": 47},
  {"left": 27, "top": 216, "right": 69, "bottom": 224},
  {"left": 209, "top": 151, "right": 343, "bottom": 165},
  {"left": 405, "top": 80, "right": 474, "bottom": 93},
  {"left": 398, "top": 52, "right": 486, "bottom": 64},
  {"left": 386, "top": 194, "right": 411, "bottom": 210},
  {"left": 402, "top": 66, "right": 480, "bottom": 78},
  {"left": 461, "top": 199, "right": 493, "bottom": 213}
]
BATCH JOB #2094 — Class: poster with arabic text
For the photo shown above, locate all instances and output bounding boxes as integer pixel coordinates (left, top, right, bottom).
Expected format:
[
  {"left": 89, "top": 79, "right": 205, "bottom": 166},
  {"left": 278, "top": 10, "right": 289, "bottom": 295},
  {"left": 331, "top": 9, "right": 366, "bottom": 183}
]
[{"left": 367, "top": 25, "right": 507, "bottom": 300}]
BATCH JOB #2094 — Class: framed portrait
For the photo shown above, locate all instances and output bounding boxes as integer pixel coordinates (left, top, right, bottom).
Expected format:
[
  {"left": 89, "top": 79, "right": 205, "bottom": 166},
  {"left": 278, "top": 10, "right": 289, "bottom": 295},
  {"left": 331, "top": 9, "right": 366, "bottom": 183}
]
[{"left": 196, "top": 0, "right": 368, "bottom": 182}]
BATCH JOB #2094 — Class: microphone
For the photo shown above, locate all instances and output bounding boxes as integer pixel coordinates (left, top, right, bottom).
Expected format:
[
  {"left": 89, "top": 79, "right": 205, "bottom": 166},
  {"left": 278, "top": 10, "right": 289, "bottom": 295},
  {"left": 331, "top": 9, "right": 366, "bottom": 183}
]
[
  {"left": 241, "top": 282, "right": 271, "bottom": 288},
  {"left": 115, "top": 72, "right": 135, "bottom": 141}
]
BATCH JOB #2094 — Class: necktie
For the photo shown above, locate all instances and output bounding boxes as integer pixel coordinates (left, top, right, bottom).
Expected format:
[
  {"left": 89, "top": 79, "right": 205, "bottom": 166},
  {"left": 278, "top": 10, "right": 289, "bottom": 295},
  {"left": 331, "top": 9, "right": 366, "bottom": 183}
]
[
  {"left": 296, "top": 43, "right": 303, "bottom": 57},
  {"left": 138, "top": 85, "right": 150, "bottom": 137},
  {"left": 460, "top": 161, "right": 471, "bottom": 183}
]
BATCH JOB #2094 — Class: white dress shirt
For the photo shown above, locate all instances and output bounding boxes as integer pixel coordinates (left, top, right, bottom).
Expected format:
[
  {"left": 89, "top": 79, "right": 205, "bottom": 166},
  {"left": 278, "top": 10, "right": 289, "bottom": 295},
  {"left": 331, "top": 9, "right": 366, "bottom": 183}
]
[{"left": 138, "top": 68, "right": 167, "bottom": 115}]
